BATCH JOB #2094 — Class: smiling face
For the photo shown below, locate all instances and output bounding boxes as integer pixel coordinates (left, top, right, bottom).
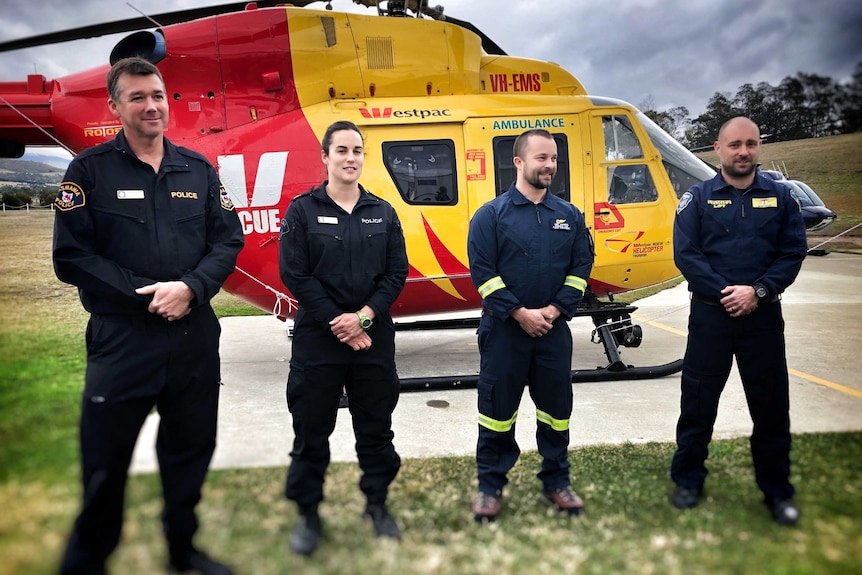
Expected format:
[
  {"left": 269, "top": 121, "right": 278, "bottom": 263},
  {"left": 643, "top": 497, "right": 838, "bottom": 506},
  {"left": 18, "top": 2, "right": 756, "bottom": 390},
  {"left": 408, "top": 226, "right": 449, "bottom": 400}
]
[
  {"left": 514, "top": 133, "right": 557, "bottom": 193},
  {"left": 108, "top": 72, "right": 168, "bottom": 143},
  {"left": 322, "top": 128, "right": 364, "bottom": 186}
]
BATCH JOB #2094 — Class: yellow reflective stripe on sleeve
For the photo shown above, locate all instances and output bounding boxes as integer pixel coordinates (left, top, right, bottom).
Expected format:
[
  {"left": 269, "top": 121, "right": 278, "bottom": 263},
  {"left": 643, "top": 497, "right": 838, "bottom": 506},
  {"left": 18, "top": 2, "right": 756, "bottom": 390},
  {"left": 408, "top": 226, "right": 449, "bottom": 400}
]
[
  {"left": 536, "top": 409, "right": 569, "bottom": 431},
  {"left": 478, "top": 276, "right": 506, "bottom": 299},
  {"left": 478, "top": 410, "right": 518, "bottom": 433},
  {"left": 564, "top": 275, "right": 587, "bottom": 294}
]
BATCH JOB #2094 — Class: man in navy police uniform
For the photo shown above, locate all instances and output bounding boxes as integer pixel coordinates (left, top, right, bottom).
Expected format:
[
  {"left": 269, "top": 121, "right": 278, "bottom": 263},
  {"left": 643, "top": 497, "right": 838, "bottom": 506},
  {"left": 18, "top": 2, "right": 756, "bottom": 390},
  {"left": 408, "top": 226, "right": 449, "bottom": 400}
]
[
  {"left": 670, "top": 116, "right": 807, "bottom": 526},
  {"left": 53, "top": 57, "right": 243, "bottom": 574}
]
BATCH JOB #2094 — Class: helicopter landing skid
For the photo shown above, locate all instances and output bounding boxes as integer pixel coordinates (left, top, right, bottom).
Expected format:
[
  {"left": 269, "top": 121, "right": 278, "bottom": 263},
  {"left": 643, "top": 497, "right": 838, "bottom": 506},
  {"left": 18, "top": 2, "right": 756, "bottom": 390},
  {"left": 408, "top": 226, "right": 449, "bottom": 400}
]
[{"left": 391, "top": 297, "right": 683, "bottom": 393}]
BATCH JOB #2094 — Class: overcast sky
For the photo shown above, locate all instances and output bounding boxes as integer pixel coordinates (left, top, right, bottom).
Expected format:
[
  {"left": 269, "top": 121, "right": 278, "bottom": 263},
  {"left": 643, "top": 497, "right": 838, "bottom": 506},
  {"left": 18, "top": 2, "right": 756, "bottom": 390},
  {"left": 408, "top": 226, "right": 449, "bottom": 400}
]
[{"left": 2, "top": 0, "right": 860, "bottom": 158}]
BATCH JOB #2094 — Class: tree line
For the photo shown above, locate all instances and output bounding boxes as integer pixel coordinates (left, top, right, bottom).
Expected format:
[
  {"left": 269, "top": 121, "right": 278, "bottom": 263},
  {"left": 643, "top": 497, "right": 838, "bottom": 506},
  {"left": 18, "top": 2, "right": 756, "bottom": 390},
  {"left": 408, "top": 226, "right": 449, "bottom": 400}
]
[{"left": 641, "top": 60, "right": 862, "bottom": 149}]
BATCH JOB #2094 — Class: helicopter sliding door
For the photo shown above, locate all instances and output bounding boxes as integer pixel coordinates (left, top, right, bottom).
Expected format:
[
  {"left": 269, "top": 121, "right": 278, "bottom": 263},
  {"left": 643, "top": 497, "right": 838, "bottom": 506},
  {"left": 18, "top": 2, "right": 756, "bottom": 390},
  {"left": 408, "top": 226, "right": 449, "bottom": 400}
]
[{"left": 360, "top": 124, "right": 477, "bottom": 315}]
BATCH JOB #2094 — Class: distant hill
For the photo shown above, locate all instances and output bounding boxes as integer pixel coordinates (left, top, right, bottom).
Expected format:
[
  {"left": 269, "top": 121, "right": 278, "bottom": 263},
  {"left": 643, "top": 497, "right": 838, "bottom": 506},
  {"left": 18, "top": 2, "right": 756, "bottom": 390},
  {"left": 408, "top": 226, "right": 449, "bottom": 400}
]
[
  {"left": 0, "top": 157, "right": 66, "bottom": 186},
  {"left": 20, "top": 152, "right": 71, "bottom": 170}
]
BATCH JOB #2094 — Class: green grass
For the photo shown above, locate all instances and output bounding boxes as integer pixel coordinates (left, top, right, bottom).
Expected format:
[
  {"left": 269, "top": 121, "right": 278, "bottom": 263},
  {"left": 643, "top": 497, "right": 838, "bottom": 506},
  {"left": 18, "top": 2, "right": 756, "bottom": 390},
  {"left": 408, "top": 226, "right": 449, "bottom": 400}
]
[{"left": 1, "top": 436, "right": 859, "bottom": 575}]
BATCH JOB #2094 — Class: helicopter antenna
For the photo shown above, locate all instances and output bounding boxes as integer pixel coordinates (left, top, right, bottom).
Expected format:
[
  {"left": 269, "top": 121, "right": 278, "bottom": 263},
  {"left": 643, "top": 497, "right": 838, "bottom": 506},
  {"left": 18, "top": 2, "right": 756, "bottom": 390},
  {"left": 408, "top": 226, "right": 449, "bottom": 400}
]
[{"left": 125, "top": 2, "right": 165, "bottom": 29}]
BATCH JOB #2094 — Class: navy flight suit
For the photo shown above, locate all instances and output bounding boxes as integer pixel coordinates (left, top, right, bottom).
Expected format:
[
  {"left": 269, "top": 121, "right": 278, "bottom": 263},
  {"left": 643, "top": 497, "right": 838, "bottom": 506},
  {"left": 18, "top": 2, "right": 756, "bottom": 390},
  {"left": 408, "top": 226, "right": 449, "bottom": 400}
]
[
  {"left": 671, "top": 170, "right": 806, "bottom": 504},
  {"left": 53, "top": 130, "right": 244, "bottom": 574},
  {"left": 467, "top": 183, "right": 594, "bottom": 496},
  {"left": 279, "top": 182, "right": 408, "bottom": 509}
]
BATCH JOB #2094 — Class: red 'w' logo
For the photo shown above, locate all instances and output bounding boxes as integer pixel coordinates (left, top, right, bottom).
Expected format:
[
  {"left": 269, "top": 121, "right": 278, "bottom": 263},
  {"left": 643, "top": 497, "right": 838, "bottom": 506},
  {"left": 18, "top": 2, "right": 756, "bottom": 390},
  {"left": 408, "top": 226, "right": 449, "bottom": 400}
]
[{"left": 359, "top": 107, "right": 392, "bottom": 119}]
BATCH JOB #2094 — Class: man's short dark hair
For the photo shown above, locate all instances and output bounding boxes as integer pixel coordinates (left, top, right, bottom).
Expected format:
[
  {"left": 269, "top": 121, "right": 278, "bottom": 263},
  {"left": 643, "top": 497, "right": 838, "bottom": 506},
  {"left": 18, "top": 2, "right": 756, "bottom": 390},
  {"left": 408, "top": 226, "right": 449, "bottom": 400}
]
[
  {"left": 513, "top": 129, "right": 554, "bottom": 159},
  {"left": 107, "top": 57, "right": 164, "bottom": 101}
]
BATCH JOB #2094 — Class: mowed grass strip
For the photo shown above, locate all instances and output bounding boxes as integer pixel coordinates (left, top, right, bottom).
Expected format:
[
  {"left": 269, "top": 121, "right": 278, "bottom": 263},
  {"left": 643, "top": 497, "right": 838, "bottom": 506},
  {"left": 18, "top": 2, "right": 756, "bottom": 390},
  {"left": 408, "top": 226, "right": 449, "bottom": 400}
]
[{"left": 1, "top": 436, "right": 860, "bottom": 575}]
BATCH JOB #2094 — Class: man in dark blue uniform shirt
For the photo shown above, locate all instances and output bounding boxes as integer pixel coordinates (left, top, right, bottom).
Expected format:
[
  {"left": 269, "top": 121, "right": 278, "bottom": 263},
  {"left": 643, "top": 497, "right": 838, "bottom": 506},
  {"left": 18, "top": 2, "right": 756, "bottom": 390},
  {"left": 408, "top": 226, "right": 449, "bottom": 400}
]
[
  {"left": 53, "top": 58, "right": 243, "bottom": 574},
  {"left": 467, "top": 129, "right": 594, "bottom": 522},
  {"left": 670, "top": 117, "right": 807, "bottom": 526}
]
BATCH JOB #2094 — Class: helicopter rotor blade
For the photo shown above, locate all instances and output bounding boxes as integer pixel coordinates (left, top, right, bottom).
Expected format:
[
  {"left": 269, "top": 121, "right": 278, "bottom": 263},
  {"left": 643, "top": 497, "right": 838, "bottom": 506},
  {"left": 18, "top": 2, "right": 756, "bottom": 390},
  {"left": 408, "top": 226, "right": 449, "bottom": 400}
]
[{"left": 0, "top": 0, "right": 319, "bottom": 53}]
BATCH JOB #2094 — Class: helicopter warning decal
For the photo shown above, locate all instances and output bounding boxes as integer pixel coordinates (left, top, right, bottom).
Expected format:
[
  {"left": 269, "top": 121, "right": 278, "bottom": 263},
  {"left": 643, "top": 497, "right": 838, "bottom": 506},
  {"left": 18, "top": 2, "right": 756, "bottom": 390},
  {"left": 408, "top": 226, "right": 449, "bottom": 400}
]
[{"left": 466, "top": 150, "right": 486, "bottom": 181}]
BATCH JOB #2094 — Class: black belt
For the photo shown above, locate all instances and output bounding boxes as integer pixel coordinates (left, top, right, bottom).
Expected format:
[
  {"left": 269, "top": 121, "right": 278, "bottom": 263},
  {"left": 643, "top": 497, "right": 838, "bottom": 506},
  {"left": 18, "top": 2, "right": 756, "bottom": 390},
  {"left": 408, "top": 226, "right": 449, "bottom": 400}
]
[
  {"left": 690, "top": 292, "right": 779, "bottom": 306},
  {"left": 92, "top": 312, "right": 191, "bottom": 327},
  {"left": 482, "top": 307, "right": 499, "bottom": 318}
]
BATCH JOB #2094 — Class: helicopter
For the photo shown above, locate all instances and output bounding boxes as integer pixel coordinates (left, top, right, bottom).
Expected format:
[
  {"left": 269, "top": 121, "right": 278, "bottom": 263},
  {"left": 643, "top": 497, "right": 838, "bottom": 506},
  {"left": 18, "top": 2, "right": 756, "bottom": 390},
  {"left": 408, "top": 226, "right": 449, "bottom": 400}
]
[{"left": 0, "top": 0, "right": 719, "bottom": 385}]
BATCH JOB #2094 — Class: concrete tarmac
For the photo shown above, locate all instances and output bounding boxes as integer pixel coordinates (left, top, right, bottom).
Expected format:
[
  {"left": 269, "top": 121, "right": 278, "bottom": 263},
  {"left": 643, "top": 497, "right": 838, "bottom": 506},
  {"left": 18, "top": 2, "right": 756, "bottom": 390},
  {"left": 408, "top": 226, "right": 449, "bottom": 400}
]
[{"left": 130, "top": 254, "right": 862, "bottom": 474}]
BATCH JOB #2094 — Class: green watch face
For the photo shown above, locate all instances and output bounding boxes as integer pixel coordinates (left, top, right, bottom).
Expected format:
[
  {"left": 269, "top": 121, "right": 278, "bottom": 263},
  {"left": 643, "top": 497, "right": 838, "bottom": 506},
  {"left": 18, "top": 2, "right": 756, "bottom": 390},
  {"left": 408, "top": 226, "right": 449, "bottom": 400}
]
[{"left": 357, "top": 312, "right": 372, "bottom": 329}]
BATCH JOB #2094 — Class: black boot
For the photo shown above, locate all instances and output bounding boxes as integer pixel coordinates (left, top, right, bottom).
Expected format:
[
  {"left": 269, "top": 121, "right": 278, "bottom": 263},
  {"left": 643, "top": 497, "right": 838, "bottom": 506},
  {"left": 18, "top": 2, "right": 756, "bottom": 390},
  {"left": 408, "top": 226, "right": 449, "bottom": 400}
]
[
  {"left": 362, "top": 503, "right": 401, "bottom": 539},
  {"left": 290, "top": 507, "right": 322, "bottom": 556}
]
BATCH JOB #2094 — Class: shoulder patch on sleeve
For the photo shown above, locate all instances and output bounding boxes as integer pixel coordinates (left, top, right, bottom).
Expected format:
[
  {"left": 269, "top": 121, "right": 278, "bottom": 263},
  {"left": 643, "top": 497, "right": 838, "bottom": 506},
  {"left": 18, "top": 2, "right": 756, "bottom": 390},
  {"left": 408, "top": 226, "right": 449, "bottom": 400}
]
[
  {"left": 55, "top": 181, "right": 86, "bottom": 211},
  {"left": 676, "top": 191, "right": 693, "bottom": 215},
  {"left": 219, "top": 186, "right": 235, "bottom": 211}
]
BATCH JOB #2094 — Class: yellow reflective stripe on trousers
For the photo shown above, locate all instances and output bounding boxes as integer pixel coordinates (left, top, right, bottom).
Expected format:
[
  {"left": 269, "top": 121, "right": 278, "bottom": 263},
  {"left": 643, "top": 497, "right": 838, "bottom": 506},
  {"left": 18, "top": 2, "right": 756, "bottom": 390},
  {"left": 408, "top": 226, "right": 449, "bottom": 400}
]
[
  {"left": 564, "top": 275, "right": 587, "bottom": 294},
  {"left": 478, "top": 410, "right": 518, "bottom": 433},
  {"left": 478, "top": 276, "right": 506, "bottom": 299},
  {"left": 536, "top": 409, "right": 569, "bottom": 431}
]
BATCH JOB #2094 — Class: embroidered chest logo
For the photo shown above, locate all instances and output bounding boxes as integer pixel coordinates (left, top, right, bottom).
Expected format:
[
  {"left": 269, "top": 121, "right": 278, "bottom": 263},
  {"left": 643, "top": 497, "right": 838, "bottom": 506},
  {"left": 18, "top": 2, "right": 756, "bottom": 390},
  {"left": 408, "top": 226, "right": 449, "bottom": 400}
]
[
  {"left": 552, "top": 218, "right": 570, "bottom": 230},
  {"left": 362, "top": 217, "right": 383, "bottom": 224},
  {"left": 707, "top": 199, "right": 732, "bottom": 208},
  {"left": 171, "top": 191, "right": 198, "bottom": 200}
]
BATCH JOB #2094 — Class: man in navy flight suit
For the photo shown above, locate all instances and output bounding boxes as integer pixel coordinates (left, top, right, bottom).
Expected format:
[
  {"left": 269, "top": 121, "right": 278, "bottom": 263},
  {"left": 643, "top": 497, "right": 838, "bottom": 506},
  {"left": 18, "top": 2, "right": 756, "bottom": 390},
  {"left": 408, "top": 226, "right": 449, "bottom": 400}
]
[
  {"left": 670, "top": 116, "right": 807, "bottom": 526},
  {"left": 53, "top": 57, "right": 243, "bottom": 574},
  {"left": 467, "top": 128, "right": 594, "bottom": 522}
]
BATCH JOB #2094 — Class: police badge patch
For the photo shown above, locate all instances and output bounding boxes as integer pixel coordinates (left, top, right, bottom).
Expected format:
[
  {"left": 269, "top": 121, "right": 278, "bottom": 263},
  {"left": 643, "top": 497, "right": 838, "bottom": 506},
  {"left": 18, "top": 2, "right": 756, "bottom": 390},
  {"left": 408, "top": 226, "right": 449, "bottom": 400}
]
[
  {"left": 219, "top": 186, "right": 235, "bottom": 211},
  {"left": 676, "top": 191, "right": 693, "bottom": 215},
  {"left": 55, "top": 182, "right": 86, "bottom": 211}
]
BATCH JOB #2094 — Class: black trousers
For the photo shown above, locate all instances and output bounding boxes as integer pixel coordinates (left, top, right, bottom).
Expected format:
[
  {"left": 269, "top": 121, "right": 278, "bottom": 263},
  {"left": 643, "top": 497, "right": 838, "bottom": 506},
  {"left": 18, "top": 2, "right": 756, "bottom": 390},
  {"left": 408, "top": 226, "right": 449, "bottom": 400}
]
[
  {"left": 475, "top": 313, "right": 574, "bottom": 496},
  {"left": 60, "top": 307, "right": 222, "bottom": 575},
  {"left": 284, "top": 311, "right": 401, "bottom": 508},
  {"left": 671, "top": 299, "right": 793, "bottom": 502}
]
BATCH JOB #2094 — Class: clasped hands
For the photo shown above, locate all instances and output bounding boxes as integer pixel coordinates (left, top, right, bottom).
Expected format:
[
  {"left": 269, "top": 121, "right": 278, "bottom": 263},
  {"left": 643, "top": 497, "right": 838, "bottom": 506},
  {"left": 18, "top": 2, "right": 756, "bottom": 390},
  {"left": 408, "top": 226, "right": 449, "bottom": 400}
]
[
  {"left": 512, "top": 304, "right": 561, "bottom": 338},
  {"left": 136, "top": 281, "right": 192, "bottom": 321},
  {"left": 720, "top": 285, "right": 758, "bottom": 317},
  {"left": 330, "top": 312, "right": 372, "bottom": 351}
]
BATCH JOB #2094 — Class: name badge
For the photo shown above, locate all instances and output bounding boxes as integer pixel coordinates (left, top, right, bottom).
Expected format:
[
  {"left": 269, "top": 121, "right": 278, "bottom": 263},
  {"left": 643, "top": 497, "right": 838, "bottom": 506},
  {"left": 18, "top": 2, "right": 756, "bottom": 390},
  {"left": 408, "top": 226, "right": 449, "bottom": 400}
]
[
  {"left": 117, "top": 189, "right": 145, "bottom": 200},
  {"left": 752, "top": 197, "right": 777, "bottom": 208},
  {"left": 317, "top": 216, "right": 338, "bottom": 225}
]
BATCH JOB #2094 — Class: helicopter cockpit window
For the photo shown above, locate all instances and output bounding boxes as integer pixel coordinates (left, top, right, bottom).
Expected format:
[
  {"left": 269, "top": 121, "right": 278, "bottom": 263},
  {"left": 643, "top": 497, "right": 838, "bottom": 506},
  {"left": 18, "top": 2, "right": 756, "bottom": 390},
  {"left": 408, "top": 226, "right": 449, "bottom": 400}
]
[
  {"left": 602, "top": 115, "right": 643, "bottom": 160},
  {"left": 606, "top": 164, "right": 658, "bottom": 204},
  {"left": 382, "top": 140, "right": 457, "bottom": 206},
  {"left": 492, "top": 134, "right": 569, "bottom": 201}
]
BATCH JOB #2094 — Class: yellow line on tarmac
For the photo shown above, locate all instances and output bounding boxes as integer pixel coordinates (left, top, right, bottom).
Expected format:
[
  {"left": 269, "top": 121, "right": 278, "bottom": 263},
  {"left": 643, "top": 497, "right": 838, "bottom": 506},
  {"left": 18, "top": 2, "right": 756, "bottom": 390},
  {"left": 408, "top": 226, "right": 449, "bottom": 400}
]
[
  {"left": 634, "top": 315, "right": 862, "bottom": 399},
  {"left": 633, "top": 316, "right": 688, "bottom": 337},
  {"left": 788, "top": 369, "right": 862, "bottom": 399}
]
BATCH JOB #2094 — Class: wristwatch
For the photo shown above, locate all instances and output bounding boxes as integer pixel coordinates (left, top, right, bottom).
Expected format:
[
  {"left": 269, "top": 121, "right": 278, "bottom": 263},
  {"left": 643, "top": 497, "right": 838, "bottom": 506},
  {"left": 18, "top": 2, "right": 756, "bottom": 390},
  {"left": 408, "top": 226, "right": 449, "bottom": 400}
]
[
  {"left": 753, "top": 283, "right": 768, "bottom": 299},
  {"left": 356, "top": 311, "right": 373, "bottom": 330}
]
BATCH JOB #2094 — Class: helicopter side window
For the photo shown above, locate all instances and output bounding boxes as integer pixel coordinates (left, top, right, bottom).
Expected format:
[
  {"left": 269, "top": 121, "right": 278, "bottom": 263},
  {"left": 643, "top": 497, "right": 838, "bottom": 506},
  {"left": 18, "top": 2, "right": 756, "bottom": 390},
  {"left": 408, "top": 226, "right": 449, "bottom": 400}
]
[
  {"left": 382, "top": 140, "right": 457, "bottom": 206},
  {"left": 602, "top": 115, "right": 643, "bottom": 160},
  {"left": 492, "top": 134, "right": 569, "bottom": 201},
  {"left": 606, "top": 164, "right": 658, "bottom": 204}
]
